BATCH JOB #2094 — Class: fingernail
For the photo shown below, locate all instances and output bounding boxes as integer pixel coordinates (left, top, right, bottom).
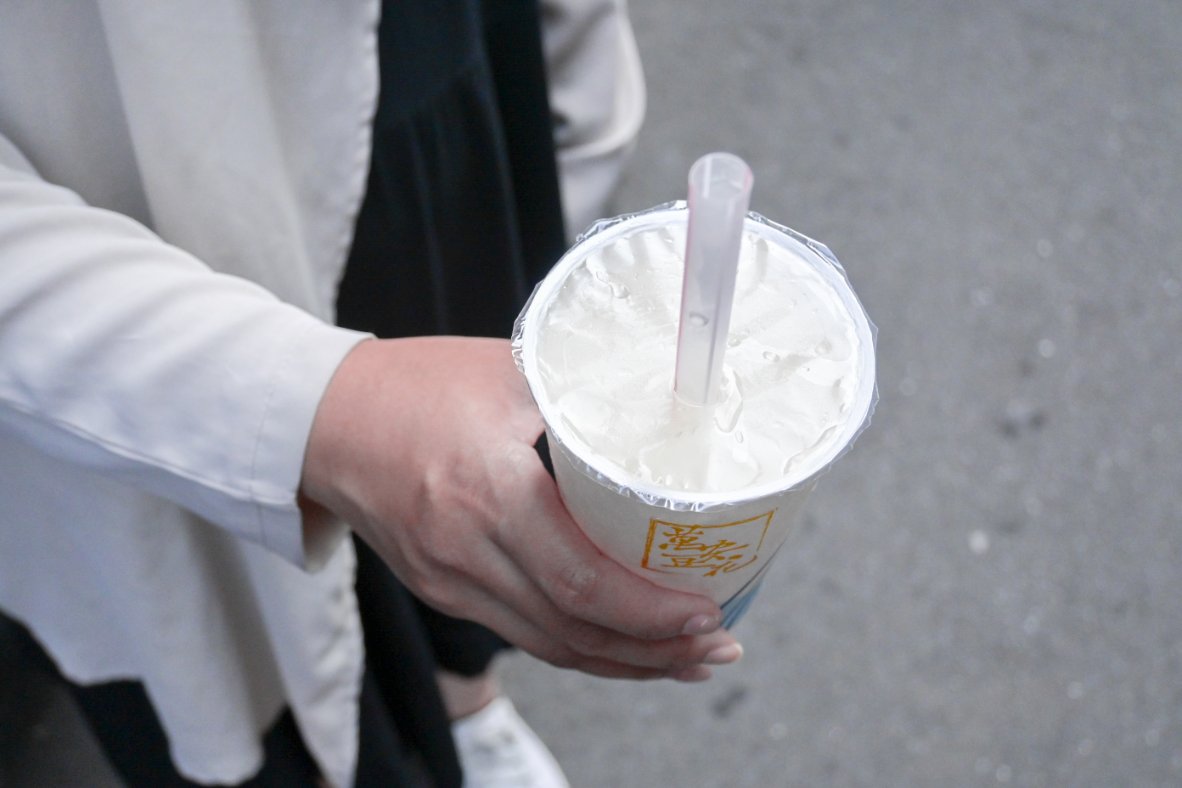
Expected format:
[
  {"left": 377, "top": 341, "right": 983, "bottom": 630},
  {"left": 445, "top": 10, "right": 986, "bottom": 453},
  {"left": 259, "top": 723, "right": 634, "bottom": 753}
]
[
  {"left": 670, "top": 665, "right": 713, "bottom": 683},
  {"left": 682, "top": 613, "right": 721, "bottom": 636},
  {"left": 702, "top": 643, "right": 744, "bottom": 665}
]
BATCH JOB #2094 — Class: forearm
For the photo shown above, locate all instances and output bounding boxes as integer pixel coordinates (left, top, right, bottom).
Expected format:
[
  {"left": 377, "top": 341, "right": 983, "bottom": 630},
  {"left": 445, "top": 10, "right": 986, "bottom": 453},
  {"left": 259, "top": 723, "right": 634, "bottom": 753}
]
[{"left": 0, "top": 155, "right": 368, "bottom": 566}]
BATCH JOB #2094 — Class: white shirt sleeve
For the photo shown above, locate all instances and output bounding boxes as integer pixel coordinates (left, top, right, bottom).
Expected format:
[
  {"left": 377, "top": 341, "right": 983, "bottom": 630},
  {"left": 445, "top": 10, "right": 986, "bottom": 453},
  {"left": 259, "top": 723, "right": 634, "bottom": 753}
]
[
  {"left": 0, "top": 143, "right": 370, "bottom": 569},
  {"left": 542, "top": 0, "right": 646, "bottom": 238}
]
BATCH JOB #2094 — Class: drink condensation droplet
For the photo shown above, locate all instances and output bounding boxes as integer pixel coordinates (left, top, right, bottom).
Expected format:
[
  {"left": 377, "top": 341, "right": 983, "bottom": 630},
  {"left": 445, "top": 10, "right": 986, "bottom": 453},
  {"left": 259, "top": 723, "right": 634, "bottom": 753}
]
[{"left": 688, "top": 312, "right": 709, "bottom": 328}]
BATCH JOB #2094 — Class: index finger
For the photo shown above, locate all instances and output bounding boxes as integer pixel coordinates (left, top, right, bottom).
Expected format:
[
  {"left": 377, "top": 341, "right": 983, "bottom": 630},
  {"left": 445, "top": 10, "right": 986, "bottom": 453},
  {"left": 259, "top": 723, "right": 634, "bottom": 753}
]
[{"left": 497, "top": 450, "right": 724, "bottom": 641}]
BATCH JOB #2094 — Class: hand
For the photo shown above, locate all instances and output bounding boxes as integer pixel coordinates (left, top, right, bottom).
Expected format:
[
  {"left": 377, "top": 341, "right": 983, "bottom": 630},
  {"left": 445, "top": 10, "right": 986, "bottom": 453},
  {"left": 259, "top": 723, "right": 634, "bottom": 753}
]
[{"left": 301, "top": 337, "right": 742, "bottom": 680}]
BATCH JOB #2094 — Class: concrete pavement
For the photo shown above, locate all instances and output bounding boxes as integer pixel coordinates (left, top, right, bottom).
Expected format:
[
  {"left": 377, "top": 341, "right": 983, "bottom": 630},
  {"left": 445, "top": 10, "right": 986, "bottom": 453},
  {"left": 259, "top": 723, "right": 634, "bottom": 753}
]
[{"left": 499, "top": 1, "right": 1182, "bottom": 786}]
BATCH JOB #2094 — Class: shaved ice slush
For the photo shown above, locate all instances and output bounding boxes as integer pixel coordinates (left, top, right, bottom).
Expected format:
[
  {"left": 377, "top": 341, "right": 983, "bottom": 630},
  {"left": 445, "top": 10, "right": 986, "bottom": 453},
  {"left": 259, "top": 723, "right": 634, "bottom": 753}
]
[{"left": 514, "top": 204, "right": 876, "bottom": 625}]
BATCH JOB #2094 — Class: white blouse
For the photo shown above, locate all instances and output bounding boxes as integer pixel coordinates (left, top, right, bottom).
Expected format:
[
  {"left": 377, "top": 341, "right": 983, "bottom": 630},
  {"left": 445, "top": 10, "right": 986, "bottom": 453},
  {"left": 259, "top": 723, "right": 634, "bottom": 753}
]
[{"left": 0, "top": 2, "right": 380, "bottom": 785}]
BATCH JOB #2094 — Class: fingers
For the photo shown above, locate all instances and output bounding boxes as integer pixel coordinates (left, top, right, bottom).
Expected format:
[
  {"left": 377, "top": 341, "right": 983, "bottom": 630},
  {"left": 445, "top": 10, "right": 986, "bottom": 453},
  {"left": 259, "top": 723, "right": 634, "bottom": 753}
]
[
  {"left": 325, "top": 337, "right": 747, "bottom": 681},
  {"left": 433, "top": 575, "right": 735, "bottom": 682},
  {"left": 448, "top": 543, "right": 742, "bottom": 674},
  {"left": 498, "top": 456, "right": 727, "bottom": 643}
]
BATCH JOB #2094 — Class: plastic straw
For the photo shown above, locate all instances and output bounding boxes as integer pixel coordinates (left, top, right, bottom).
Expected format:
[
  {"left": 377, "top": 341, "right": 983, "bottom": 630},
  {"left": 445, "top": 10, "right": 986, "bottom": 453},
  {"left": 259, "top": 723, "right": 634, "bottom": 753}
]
[{"left": 673, "top": 152, "right": 754, "bottom": 406}]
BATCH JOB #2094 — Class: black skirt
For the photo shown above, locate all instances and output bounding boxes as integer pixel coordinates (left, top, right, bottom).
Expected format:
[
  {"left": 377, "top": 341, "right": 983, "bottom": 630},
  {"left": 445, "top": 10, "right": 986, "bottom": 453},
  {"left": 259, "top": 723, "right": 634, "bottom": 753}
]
[{"left": 340, "top": 0, "right": 565, "bottom": 783}]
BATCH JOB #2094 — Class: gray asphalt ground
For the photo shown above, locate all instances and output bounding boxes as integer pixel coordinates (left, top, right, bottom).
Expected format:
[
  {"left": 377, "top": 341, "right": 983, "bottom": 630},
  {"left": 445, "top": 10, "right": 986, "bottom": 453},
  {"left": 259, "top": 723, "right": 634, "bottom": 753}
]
[
  {"left": 498, "top": 1, "right": 1182, "bottom": 787},
  {"left": 3, "top": 2, "right": 1179, "bottom": 787}
]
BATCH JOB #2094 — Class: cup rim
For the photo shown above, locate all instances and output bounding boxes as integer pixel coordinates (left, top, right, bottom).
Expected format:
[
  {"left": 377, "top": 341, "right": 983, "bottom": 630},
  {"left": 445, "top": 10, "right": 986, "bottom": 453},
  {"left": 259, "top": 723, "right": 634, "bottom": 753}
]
[{"left": 517, "top": 204, "right": 878, "bottom": 508}]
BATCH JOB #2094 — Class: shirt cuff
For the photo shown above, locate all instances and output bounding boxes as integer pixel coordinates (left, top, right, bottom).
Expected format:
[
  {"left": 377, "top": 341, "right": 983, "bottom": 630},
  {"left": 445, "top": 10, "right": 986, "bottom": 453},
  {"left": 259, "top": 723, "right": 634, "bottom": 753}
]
[{"left": 249, "top": 318, "right": 371, "bottom": 569}]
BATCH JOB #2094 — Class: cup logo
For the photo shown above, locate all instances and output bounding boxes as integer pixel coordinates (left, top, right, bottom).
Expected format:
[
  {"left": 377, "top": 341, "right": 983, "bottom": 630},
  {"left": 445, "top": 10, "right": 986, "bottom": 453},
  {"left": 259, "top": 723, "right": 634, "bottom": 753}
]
[{"left": 641, "top": 511, "right": 776, "bottom": 577}]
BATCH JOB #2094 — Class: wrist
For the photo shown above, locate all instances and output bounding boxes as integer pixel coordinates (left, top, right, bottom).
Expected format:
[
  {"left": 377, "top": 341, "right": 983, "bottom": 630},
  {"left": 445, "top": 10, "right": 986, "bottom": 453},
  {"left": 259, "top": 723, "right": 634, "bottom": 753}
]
[{"left": 300, "top": 337, "right": 380, "bottom": 523}]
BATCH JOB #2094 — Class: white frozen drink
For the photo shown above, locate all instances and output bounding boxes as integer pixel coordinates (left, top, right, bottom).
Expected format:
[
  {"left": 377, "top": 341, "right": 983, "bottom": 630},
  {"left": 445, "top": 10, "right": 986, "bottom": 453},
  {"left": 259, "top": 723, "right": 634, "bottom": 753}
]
[{"left": 515, "top": 205, "right": 876, "bottom": 624}]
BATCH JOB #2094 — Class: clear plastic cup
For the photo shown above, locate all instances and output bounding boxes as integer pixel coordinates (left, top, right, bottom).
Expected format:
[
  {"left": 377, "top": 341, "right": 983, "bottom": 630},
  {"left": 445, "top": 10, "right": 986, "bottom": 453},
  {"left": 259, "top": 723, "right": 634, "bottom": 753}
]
[{"left": 513, "top": 203, "right": 877, "bottom": 626}]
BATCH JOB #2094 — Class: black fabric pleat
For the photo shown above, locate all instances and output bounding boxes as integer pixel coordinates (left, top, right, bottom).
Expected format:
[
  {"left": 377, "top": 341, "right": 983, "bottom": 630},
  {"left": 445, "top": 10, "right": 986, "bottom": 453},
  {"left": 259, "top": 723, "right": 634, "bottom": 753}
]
[
  {"left": 336, "top": 0, "right": 564, "bottom": 340},
  {"left": 352, "top": 538, "right": 462, "bottom": 788},
  {"left": 481, "top": 0, "right": 568, "bottom": 287}
]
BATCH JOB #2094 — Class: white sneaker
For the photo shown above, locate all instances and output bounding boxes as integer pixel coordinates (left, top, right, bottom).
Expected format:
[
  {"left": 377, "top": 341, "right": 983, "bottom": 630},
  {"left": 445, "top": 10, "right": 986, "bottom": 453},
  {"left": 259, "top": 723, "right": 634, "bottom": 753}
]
[{"left": 451, "top": 697, "right": 571, "bottom": 788}]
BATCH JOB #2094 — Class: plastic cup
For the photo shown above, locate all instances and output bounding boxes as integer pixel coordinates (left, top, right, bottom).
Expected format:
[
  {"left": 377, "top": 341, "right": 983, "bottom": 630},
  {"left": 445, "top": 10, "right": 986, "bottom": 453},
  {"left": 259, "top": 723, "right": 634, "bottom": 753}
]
[{"left": 513, "top": 203, "right": 877, "bottom": 626}]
